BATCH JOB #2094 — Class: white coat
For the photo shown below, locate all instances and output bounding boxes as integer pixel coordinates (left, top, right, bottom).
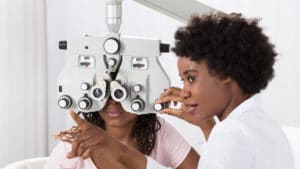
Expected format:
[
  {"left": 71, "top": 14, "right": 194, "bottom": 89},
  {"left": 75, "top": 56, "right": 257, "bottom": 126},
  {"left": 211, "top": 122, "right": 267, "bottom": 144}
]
[{"left": 147, "top": 95, "right": 295, "bottom": 169}]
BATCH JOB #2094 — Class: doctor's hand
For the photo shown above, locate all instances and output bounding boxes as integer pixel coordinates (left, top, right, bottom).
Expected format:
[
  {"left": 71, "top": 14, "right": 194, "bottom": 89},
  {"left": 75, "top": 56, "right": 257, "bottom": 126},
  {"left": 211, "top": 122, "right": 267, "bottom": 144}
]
[
  {"left": 157, "top": 87, "right": 216, "bottom": 137},
  {"left": 156, "top": 87, "right": 200, "bottom": 126},
  {"left": 66, "top": 111, "right": 127, "bottom": 169},
  {"left": 156, "top": 87, "right": 187, "bottom": 118}
]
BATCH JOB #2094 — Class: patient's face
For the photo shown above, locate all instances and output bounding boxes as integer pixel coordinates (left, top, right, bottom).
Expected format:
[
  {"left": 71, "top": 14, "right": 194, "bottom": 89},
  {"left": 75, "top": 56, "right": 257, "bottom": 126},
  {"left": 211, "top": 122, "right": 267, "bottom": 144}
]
[{"left": 99, "top": 99, "right": 137, "bottom": 128}]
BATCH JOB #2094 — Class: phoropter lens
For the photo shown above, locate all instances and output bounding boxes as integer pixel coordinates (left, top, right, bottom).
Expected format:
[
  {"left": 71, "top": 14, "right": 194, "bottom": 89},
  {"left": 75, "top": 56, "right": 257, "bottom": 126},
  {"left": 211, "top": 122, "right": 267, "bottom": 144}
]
[
  {"left": 93, "top": 88, "right": 103, "bottom": 98},
  {"left": 114, "top": 89, "right": 124, "bottom": 99}
]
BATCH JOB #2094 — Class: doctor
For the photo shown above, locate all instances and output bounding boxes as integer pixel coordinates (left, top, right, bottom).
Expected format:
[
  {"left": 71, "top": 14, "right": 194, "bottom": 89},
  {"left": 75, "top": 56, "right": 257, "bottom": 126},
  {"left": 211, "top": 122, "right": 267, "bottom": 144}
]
[{"left": 67, "top": 12, "right": 294, "bottom": 169}]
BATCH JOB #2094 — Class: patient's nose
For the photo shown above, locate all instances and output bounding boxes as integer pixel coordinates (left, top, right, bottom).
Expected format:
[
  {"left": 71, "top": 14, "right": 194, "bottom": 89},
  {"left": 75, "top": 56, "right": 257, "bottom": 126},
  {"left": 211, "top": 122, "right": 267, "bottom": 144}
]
[{"left": 107, "top": 97, "right": 118, "bottom": 105}]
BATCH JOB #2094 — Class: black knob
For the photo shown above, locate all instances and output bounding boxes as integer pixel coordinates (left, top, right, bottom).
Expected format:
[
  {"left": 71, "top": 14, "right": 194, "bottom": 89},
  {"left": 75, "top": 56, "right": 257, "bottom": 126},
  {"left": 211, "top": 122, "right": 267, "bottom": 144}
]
[
  {"left": 160, "top": 43, "right": 170, "bottom": 53},
  {"left": 59, "top": 40, "right": 67, "bottom": 50}
]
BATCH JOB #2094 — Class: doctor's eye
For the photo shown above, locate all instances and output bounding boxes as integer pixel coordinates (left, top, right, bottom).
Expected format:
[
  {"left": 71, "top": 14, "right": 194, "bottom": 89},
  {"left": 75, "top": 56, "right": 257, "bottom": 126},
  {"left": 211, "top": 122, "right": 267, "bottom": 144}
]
[{"left": 187, "top": 76, "right": 195, "bottom": 83}]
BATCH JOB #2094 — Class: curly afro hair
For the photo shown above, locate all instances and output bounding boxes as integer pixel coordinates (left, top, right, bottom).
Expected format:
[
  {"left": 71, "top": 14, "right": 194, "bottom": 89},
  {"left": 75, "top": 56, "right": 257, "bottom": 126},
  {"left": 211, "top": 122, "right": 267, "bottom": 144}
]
[{"left": 172, "top": 12, "right": 277, "bottom": 94}]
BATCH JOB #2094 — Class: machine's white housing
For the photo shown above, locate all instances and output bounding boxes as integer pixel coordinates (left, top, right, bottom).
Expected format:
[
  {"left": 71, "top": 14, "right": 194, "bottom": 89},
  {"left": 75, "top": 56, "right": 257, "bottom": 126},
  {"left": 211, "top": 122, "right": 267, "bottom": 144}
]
[
  {"left": 57, "top": 0, "right": 216, "bottom": 114},
  {"left": 57, "top": 33, "right": 170, "bottom": 114}
]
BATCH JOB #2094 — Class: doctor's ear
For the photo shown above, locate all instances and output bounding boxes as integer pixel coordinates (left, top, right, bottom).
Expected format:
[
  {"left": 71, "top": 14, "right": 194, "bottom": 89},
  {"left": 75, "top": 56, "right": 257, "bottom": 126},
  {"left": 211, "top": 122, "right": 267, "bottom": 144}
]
[{"left": 219, "top": 76, "right": 233, "bottom": 85}]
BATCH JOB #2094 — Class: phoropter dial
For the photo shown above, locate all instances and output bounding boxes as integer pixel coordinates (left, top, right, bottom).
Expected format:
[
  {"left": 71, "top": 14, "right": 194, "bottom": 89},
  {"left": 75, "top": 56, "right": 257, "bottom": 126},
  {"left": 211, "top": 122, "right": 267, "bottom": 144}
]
[
  {"left": 131, "top": 98, "right": 145, "bottom": 112},
  {"left": 153, "top": 103, "right": 168, "bottom": 111},
  {"left": 58, "top": 95, "right": 72, "bottom": 109},
  {"left": 78, "top": 96, "right": 92, "bottom": 110},
  {"left": 103, "top": 38, "right": 120, "bottom": 54}
]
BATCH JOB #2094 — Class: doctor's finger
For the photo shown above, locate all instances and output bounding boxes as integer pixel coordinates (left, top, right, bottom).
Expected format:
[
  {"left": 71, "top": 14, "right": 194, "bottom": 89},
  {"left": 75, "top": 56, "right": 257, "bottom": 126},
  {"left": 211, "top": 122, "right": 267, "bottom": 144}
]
[
  {"left": 159, "top": 87, "right": 181, "bottom": 98},
  {"left": 69, "top": 111, "right": 90, "bottom": 131},
  {"left": 156, "top": 95, "right": 182, "bottom": 104},
  {"left": 160, "top": 108, "right": 183, "bottom": 118}
]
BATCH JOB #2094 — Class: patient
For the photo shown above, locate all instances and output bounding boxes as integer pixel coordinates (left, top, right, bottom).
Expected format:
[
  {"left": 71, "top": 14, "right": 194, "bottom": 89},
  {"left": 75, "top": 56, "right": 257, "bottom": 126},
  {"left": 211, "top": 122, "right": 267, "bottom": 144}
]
[{"left": 44, "top": 98, "right": 214, "bottom": 169}]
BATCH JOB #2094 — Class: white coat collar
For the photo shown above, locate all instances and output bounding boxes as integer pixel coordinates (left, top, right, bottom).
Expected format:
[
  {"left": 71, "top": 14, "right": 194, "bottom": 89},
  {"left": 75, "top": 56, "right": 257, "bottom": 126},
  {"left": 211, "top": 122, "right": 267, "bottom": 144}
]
[{"left": 225, "top": 94, "right": 263, "bottom": 120}]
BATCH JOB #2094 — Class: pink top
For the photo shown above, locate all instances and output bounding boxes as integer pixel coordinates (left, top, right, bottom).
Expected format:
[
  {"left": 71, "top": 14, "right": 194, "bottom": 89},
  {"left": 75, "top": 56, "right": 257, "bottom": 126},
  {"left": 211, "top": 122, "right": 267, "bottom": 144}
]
[{"left": 44, "top": 117, "right": 191, "bottom": 169}]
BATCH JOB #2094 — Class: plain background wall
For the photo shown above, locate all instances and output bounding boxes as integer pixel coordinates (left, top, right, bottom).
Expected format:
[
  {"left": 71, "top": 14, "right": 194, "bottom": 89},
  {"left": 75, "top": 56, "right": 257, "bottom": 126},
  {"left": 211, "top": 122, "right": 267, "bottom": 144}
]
[{"left": 46, "top": 0, "right": 300, "bottom": 152}]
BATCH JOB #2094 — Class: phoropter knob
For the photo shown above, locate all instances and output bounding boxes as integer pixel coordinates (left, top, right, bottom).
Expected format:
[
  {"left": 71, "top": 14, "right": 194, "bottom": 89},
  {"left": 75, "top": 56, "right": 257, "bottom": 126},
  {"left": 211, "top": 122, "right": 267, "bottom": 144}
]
[
  {"left": 78, "top": 96, "right": 92, "bottom": 110},
  {"left": 131, "top": 99, "right": 145, "bottom": 112},
  {"left": 103, "top": 38, "right": 120, "bottom": 54},
  {"left": 80, "top": 82, "right": 90, "bottom": 91},
  {"left": 58, "top": 95, "right": 72, "bottom": 109},
  {"left": 160, "top": 43, "right": 170, "bottom": 53},
  {"left": 59, "top": 40, "right": 67, "bottom": 50},
  {"left": 153, "top": 103, "right": 168, "bottom": 111},
  {"left": 132, "top": 84, "right": 143, "bottom": 93}
]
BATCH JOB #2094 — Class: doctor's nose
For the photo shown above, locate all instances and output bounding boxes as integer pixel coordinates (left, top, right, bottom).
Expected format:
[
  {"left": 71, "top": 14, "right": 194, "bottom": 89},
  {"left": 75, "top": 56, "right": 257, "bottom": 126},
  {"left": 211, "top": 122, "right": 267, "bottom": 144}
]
[{"left": 180, "top": 86, "right": 191, "bottom": 100}]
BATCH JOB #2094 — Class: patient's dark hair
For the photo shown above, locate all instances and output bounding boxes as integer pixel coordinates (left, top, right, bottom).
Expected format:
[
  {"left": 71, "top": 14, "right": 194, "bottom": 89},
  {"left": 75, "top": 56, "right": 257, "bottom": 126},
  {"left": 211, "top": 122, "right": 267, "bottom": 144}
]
[
  {"left": 172, "top": 12, "right": 277, "bottom": 94},
  {"left": 81, "top": 112, "right": 161, "bottom": 155}
]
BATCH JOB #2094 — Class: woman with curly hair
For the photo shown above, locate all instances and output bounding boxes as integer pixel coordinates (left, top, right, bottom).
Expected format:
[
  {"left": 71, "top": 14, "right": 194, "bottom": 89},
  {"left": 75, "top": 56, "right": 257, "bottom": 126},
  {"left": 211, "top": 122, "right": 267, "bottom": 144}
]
[
  {"left": 152, "top": 12, "right": 295, "bottom": 169},
  {"left": 44, "top": 98, "right": 210, "bottom": 169}
]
